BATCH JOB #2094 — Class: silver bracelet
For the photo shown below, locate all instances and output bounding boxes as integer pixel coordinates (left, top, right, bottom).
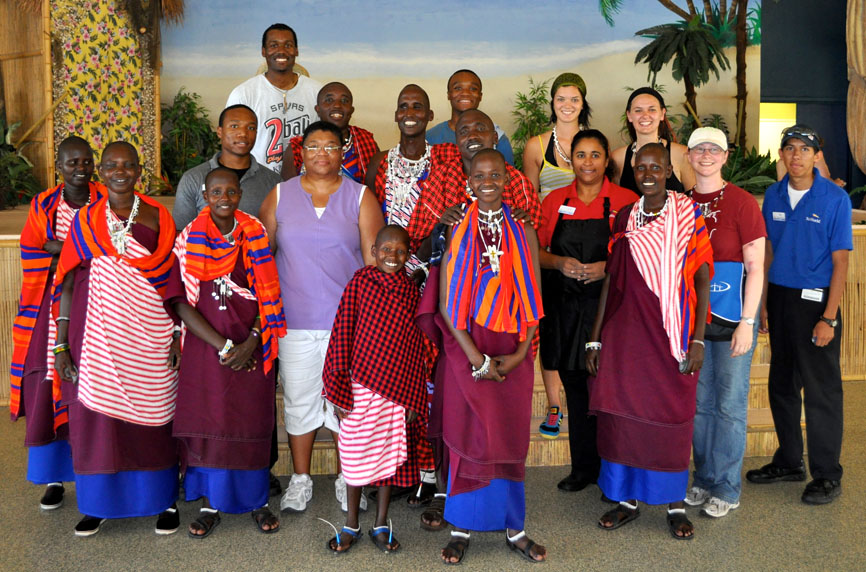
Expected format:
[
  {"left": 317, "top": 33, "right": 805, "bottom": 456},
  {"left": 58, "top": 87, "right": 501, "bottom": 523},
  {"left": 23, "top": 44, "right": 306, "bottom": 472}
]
[
  {"left": 471, "top": 354, "right": 491, "bottom": 380},
  {"left": 690, "top": 339, "right": 705, "bottom": 347},
  {"left": 55, "top": 316, "right": 70, "bottom": 323},
  {"left": 218, "top": 339, "right": 234, "bottom": 358},
  {"left": 419, "top": 263, "right": 430, "bottom": 278},
  {"left": 585, "top": 341, "right": 602, "bottom": 351}
]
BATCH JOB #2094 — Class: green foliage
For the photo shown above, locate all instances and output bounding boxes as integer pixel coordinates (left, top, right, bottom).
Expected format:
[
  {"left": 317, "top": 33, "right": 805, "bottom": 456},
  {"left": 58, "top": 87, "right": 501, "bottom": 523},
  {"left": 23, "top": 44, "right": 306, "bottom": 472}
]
[
  {"left": 747, "top": 3, "right": 762, "bottom": 45},
  {"left": 722, "top": 147, "right": 777, "bottom": 194},
  {"left": 598, "top": 0, "right": 625, "bottom": 27},
  {"left": 0, "top": 118, "right": 42, "bottom": 209},
  {"left": 510, "top": 78, "right": 551, "bottom": 171},
  {"left": 668, "top": 112, "right": 731, "bottom": 143},
  {"left": 703, "top": 4, "right": 736, "bottom": 47},
  {"left": 160, "top": 88, "right": 219, "bottom": 192},
  {"left": 634, "top": 16, "right": 731, "bottom": 91}
]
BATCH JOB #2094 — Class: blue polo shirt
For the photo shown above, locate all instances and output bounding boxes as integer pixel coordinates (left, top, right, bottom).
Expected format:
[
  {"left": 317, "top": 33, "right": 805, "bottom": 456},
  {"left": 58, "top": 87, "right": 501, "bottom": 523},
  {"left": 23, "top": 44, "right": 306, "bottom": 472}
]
[{"left": 762, "top": 169, "right": 853, "bottom": 289}]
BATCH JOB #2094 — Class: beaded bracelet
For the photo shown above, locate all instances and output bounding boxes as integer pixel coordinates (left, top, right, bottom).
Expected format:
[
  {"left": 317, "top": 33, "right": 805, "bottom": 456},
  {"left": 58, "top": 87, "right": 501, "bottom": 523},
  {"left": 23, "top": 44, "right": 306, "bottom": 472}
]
[
  {"left": 218, "top": 339, "right": 234, "bottom": 359},
  {"left": 471, "top": 354, "right": 492, "bottom": 380},
  {"left": 53, "top": 343, "right": 70, "bottom": 355},
  {"left": 585, "top": 341, "right": 602, "bottom": 351},
  {"left": 55, "top": 316, "right": 70, "bottom": 323}
]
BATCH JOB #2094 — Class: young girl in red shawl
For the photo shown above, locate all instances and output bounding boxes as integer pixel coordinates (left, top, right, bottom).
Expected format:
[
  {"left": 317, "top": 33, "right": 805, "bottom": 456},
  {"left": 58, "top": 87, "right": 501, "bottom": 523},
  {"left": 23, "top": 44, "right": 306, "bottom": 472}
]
[
  {"left": 322, "top": 224, "right": 428, "bottom": 554},
  {"left": 436, "top": 149, "right": 546, "bottom": 564},
  {"left": 10, "top": 136, "right": 103, "bottom": 511},
  {"left": 168, "top": 167, "right": 287, "bottom": 538}
]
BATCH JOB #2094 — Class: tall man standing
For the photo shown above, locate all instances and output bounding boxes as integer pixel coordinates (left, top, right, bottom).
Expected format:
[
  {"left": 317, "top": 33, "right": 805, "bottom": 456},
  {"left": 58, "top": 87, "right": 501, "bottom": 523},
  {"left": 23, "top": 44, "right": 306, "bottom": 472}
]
[
  {"left": 748, "top": 125, "right": 852, "bottom": 505},
  {"left": 172, "top": 104, "right": 280, "bottom": 230},
  {"left": 226, "top": 23, "right": 321, "bottom": 175}
]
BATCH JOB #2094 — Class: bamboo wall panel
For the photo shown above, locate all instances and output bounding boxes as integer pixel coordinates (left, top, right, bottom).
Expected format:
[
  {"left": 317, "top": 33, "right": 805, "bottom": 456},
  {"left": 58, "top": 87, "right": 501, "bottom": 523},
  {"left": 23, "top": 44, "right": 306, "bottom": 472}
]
[{"left": 0, "top": 0, "right": 52, "bottom": 188}]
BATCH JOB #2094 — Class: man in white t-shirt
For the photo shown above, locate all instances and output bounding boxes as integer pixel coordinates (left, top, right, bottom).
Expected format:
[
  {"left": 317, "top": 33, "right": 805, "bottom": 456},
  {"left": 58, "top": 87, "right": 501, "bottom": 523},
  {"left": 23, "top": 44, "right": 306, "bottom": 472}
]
[{"left": 226, "top": 23, "right": 321, "bottom": 175}]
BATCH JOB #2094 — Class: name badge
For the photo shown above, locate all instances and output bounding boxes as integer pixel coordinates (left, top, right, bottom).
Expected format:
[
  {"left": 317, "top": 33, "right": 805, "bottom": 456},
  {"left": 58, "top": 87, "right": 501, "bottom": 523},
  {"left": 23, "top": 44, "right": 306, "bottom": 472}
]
[
  {"left": 558, "top": 205, "right": 576, "bottom": 215},
  {"left": 772, "top": 212, "right": 786, "bottom": 221},
  {"left": 801, "top": 288, "right": 824, "bottom": 303}
]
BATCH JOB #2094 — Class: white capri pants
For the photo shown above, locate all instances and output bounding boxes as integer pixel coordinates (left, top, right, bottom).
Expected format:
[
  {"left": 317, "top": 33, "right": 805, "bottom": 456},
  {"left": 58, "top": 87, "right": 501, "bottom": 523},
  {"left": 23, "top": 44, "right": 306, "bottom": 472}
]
[{"left": 278, "top": 329, "right": 340, "bottom": 435}]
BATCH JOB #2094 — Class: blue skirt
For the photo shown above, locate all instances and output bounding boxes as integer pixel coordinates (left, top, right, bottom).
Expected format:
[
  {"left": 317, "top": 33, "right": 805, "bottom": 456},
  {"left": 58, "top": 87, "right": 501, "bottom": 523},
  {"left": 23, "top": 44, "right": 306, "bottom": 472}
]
[
  {"left": 75, "top": 466, "right": 178, "bottom": 518},
  {"left": 444, "top": 479, "right": 525, "bottom": 531},
  {"left": 27, "top": 440, "right": 75, "bottom": 484},
  {"left": 598, "top": 460, "right": 688, "bottom": 505},
  {"left": 184, "top": 467, "right": 269, "bottom": 513}
]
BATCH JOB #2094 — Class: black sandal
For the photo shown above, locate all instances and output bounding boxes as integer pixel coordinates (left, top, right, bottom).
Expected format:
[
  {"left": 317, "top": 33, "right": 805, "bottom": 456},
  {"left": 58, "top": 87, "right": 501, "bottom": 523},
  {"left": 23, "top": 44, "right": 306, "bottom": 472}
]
[
  {"left": 408, "top": 481, "right": 437, "bottom": 508},
  {"left": 667, "top": 508, "right": 695, "bottom": 540},
  {"left": 369, "top": 525, "right": 400, "bottom": 553},
  {"left": 421, "top": 493, "right": 448, "bottom": 531},
  {"left": 188, "top": 509, "right": 221, "bottom": 539},
  {"left": 441, "top": 531, "right": 470, "bottom": 565},
  {"left": 506, "top": 530, "right": 546, "bottom": 563},
  {"left": 598, "top": 501, "right": 640, "bottom": 530},
  {"left": 251, "top": 507, "right": 280, "bottom": 534}
]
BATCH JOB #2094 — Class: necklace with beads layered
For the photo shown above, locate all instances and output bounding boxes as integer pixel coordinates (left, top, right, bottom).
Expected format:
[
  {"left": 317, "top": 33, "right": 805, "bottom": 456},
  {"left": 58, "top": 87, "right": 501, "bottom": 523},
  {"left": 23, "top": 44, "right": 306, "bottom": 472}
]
[
  {"left": 341, "top": 130, "right": 354, "bottom": 155},
  {"left": 635, "top": 194, "right": 667, "bottom": 228},
  {"left": 106, "top": 194, "right": 140, "bottom": 255},
  {"left": 688, "top": 183, "right": 726, "bottom": 219},
  {"left": 385, "top": 144, "right": 430, "bottom": 224},
  {"left": 477, "top": 207, "right": 504, "bottom": 274}
]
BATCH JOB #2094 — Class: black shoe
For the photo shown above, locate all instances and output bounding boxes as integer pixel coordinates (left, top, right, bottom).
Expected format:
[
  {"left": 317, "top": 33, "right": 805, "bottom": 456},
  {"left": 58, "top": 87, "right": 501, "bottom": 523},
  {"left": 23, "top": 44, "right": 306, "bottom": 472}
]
[
  {"left": 155, "top": 505, "right": 180, "bottom": 535},
  {"left": 801, "top": 478, "right": 842, "bottom": 505},
  {"left": 557, "top": 472, "right": 597, "bottom": 492},
  {"left": 269, "top": 471, "right": 283, "bottom": 497},
  {"left": 745, "top": 462, "right": 806, "bottom": 484},
  {"left": 40, "top": 484, "right": 64, "bottom": 510},
  {"left": 74, "top": 516, "right": 106, "bottom": 537}
]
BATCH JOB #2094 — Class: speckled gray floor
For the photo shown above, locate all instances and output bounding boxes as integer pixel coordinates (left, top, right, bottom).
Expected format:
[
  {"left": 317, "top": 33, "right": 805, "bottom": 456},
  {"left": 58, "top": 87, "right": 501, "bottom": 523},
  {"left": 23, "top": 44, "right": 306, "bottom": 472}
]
[{"left": 2, "top": 381, "right": 865, "bottom": 571}]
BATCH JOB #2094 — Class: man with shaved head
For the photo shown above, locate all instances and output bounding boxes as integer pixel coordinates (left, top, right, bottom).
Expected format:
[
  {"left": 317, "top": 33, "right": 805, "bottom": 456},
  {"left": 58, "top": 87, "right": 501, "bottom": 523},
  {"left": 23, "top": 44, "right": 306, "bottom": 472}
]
[{"left": 283, "top": 82, "right": 379, "bottom": 182}]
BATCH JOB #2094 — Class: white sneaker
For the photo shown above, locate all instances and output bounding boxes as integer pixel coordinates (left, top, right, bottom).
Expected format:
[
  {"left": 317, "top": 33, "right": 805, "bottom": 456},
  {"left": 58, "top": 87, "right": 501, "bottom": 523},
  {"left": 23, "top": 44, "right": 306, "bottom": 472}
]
[
  {"left": 685, "top": 486, "right": 710, "bottom": 506},
  {"left": 280, "top": 473, "right": 313, "bottom": 512},
  {"left": 702, "top": 497, "right": 740, "bottom": 518},
  {"left": 335, "top": 472, "right": 367, "bottom": 512}
]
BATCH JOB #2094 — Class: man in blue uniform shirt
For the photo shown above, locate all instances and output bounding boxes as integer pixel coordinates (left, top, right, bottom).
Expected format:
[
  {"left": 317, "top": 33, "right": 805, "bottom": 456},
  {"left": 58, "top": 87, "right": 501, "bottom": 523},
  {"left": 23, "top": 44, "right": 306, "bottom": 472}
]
[{"left": 748, "top": 125, "right": 852, "bottom": 504}]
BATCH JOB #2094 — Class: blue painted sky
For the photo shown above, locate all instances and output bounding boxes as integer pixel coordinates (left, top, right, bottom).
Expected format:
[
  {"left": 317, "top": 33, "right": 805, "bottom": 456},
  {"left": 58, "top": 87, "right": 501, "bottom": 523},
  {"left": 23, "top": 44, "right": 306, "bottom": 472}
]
[{"left": 161, "top": 1, "right": 757, "bottom": 77}]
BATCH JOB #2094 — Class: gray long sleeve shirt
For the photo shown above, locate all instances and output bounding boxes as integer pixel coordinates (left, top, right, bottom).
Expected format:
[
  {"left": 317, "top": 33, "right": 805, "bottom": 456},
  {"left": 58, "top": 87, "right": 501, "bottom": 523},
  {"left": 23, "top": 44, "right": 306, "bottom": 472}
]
[{"left": 172, "top": 152, "right": 281, "bottom": 230}]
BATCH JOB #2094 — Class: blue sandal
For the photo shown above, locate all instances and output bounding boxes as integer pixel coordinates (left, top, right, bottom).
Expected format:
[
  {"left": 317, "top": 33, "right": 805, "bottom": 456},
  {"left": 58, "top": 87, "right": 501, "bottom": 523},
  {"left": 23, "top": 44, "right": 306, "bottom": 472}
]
[
  {"left": 538, "top": 406, "right": 563, "bottom": 439},
  {"left": 369, "top": 525, "right": 400, "bottom": 553},
  {"left": 328, "top": 525, "right": 361, "bottom": 554}
]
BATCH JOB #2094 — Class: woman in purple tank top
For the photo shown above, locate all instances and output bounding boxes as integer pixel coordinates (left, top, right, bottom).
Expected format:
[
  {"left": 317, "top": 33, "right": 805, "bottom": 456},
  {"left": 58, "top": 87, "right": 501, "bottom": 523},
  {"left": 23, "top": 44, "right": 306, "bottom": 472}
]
[{"left": 259, "top": 121, "right": 383, "bottom": 514}]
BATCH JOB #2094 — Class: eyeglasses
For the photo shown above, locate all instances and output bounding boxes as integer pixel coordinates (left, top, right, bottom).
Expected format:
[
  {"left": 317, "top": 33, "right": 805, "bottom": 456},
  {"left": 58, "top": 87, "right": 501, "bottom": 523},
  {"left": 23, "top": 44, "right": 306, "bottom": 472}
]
[
  {"left": 303, "top": 145, "right": 341, "bottom": 154},
  {"left": 690, "top": 145, "right": 725, "bottom": 155}
]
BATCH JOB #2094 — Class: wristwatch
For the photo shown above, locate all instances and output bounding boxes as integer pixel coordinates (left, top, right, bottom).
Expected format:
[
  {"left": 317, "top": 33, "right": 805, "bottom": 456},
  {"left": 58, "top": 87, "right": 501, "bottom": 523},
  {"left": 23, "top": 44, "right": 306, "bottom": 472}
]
[
  {"left": 740, "top": 317, "right": 755, "bottom": 326},
  {"left": 819, "top": 316, "right": 838, "bottom": 328}
]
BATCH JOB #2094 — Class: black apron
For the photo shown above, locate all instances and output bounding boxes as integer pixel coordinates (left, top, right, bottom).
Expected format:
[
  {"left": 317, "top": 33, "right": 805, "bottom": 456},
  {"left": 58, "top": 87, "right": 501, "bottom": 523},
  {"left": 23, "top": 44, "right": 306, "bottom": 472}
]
[{"left": 539, "top": 197, "right": 610, "bottom": 372}]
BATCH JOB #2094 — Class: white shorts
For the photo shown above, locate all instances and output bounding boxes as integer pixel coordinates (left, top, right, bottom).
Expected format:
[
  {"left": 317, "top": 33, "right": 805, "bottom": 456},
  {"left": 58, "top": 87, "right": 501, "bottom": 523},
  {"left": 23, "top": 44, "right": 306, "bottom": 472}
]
[{"left": 278, "top": 329, "right": 340, "bottom": 435}]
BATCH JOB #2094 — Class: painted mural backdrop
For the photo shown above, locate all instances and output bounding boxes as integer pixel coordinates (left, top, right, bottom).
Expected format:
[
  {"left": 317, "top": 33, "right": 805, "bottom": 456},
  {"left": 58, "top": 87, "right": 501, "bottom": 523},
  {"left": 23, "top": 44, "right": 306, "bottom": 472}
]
[
  {"left": 52, "top": 0, "right": 157, "bottom": 188},
  {"left": 160, "top": 1, "right": 760, "bottom": 149}
]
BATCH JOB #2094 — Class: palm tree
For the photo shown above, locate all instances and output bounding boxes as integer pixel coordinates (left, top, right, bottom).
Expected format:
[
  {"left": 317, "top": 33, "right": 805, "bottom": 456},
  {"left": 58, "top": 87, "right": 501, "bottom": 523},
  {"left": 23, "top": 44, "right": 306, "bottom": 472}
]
[
  {"left": 599, "top": 0, "right": 751, "bottom": 147},
  {"left": 633, "top": 16, "right": 730, "bottom": 117}
]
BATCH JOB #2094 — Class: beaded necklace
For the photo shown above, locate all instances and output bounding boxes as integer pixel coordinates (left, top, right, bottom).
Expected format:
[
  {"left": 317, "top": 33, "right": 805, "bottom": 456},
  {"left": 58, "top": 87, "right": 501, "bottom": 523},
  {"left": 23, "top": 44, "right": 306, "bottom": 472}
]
[
  {"left": 107, "top": 194, "right": 140, "bottom": 255},
  {"left": 385, "top": 144, "right": 431, "bottom": 224}
]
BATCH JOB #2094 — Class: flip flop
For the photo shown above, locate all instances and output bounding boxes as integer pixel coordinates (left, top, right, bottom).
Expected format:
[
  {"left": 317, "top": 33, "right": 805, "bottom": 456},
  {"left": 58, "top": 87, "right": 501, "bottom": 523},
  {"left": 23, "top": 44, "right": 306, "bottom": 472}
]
[
  {"left": 598, "top": 502, "right": 640, "bottom": 531},
  {"left": 188, "top": 509, "right": 221, "bottom": 539}
]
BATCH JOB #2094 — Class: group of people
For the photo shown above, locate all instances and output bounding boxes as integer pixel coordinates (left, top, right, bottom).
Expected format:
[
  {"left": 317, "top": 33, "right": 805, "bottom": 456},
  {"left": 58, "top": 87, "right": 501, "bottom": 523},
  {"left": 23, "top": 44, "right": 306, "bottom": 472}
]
[{"left": 10, "top": 21, "right": 853, "bottom": 563}]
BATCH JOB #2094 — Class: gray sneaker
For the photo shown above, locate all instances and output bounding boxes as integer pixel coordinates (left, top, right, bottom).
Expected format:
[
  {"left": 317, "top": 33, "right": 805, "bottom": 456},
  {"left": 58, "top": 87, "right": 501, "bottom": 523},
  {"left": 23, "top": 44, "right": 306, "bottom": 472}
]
[
  {"left": 280, "top": 473, "right": 313, "bottom": 512},
  {"left": 702, "top": 496, "right": 740, "bottom": 518},
  {"left": 335, "top": 472, "right": 368, "bottom": 512},
  {"left": 685, "top": 486, "right": 710, "bottom": 507}
]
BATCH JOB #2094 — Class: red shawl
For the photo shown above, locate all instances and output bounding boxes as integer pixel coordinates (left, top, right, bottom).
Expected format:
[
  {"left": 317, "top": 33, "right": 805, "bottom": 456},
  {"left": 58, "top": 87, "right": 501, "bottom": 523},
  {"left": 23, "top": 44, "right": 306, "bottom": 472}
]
[
  {"left": 322, "top": 265, "right": 428, "bottom": 415},
  {"left": 175, "top": 208, "right": 287, "bottom": 373}
]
